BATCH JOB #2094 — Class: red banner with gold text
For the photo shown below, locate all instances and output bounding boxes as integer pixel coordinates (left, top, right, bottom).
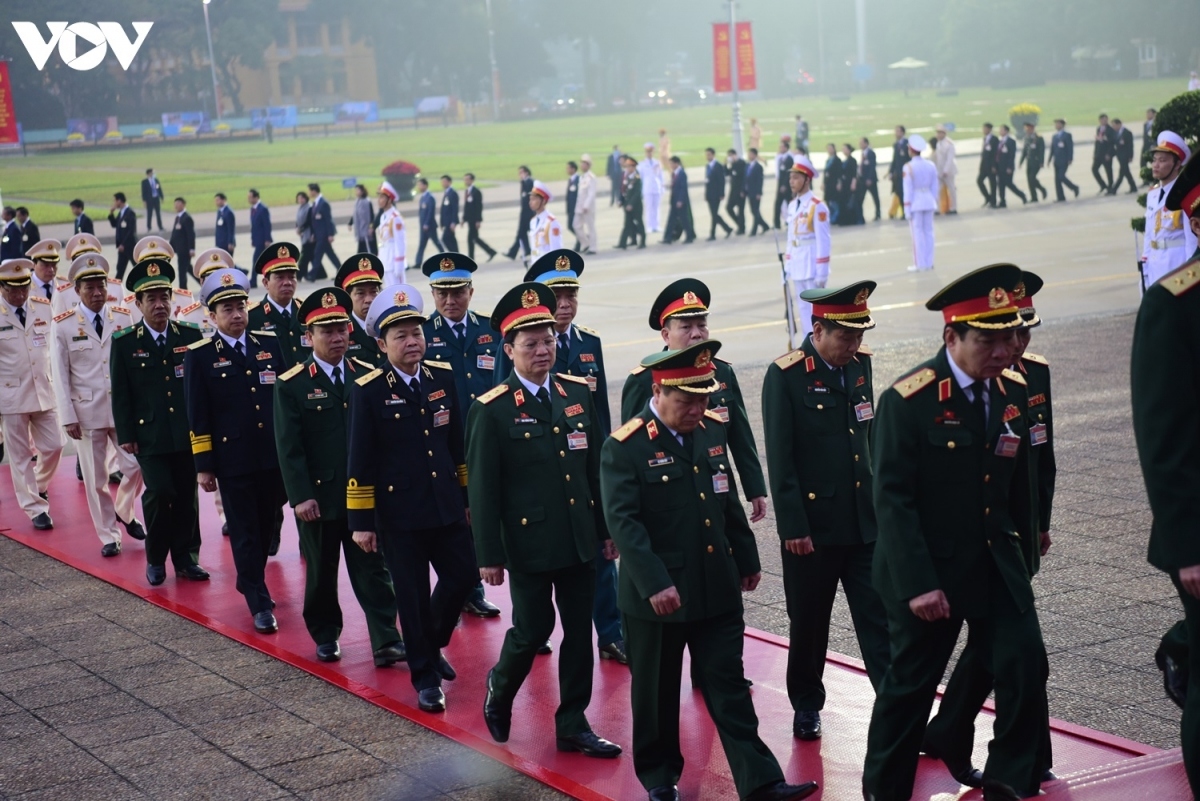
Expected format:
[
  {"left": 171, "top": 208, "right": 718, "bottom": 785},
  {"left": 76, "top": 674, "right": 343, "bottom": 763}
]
[
  {"left": 712, "top": 24, "right": 732, "bottom": 93},
  {"left": 0, "top": 62, "right": 19, "bottom": 145},
  {"left": 735, "top": 22, "right": 757, "bottom": 91},
  {"left": 712, "top": 23, "right": 757, "bottom": 92}
]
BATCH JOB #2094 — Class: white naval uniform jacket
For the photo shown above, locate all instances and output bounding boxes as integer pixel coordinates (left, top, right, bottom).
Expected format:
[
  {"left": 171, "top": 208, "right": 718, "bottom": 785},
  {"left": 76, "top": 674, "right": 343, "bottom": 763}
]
[
  {"left": 0, "top": 296, "right": 56, "bottom": 415},
  {"left": 51, "top": 303, "right": 134, "bottom": 429}
]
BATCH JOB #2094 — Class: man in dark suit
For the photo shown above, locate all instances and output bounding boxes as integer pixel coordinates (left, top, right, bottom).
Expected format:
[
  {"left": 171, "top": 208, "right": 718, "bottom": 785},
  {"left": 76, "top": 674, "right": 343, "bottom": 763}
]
[
  {"left": 1142, "top": 108, "right": 1157, "bottom": 185},
  {"left": 617, "top": 156, "right": 646, "bottom": 249},
  {"left": 704, "top": 148, "right": 733, "bottom": 240},
  {"left": 1111, "top": 118, "right": 1138, "bottom": 195},
  {"left": 415, "top": 179, "right": 443, "bottom": 267},
  {"left": 506, "top": 166, "right": 535, "bottom": 261},
  {"left": 745, "top": 149, "right": 769, "bottom": 236},
  {"left": 859, "top": 138, "right": 880, "bottom": 221},
  {"left": 14, "top": 208, "right": 39, "bottom": 255},
  {"left": 461, "top": 173, "right": 496, "bottom": 261},
  {"left": 1092, "top": 114, "right": 1117, "bottom": 193},
  {"left": 141, "top": 168, "right": 164, "bottom": 232},
  {"left": 108, "top": 193, "right": 137, "bottom": 280},
  {"left": 663, "top": 156, "right": 696, "bottom": 244},
  {"left": 995, "top": 125, "right": 1027, "bottom": 207},
  {"left": 774, "top": 138, "right": 795, "bottom": 229},
  {"left": 606, "top": 146, "right": 623, "bottom": 206},
  {"left": 976, "top": 123, "right": 998, "bottom": 208},
  {"left": 306, "top": 183, "right": 338, "bottom": 281},
  {"left": 214, "top": 192, "right": 236, "bottom": 260},
  {"left": 726, "top": 149, "right": 747, "bottom": 234},
  {"left": 0, "top": 207, "right": 18, "bottom": 261},
  {"left": 247, "top": 189, "right": 272, "bottom": 290},
  {"left": 565, "top": 161, "right": 580, "bottom": 250},
  {"left": 1048, "top": 119, "right": 1079, "bottom": 202},
  {"left": 169, "top": 197, "right": 196, "bottom": 289},
  {"left": 70, "top": 199, "right": 94, "bottom": 235},
  {"left": 891, "top": 125, "right": 911, "bottom": 218},
  {"left": 1019, "top": 123, "right": 1047, "bottom": 202},
  {"left": 439, "top": 175, "right": 460, "bottom": 253}
]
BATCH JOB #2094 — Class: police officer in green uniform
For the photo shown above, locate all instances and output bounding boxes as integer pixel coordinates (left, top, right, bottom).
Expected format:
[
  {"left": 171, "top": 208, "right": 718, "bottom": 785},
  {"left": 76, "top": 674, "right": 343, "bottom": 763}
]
[
  {"left": 862, "top": 264, "right": 1045, "bottom": 801},
  {"left": 1132, "top": 155, "right": 1200, "bottom": 798},
  {"left": 601, "top": 340, "right": 819, "bottom": 801},
  {"left": 247, "top": 242, "right": 310, "bottom": 369},
  {"left": 333, "top": 253, "right": 385, "bottom": 366},
  {"left": 622, "top": 279, "right": 767, "bottom": 524},
  {"left": 922, "top": 270, "right": 1058, "bottom": 787},
  {"left": 111, "top": 258, "right": 208, "bottom": 586},
  {"left": 495, "top": 249, "right": 625, "bottom": 664},
  {"left": 468, "top": 282, "right": 621, "bottom": 757},
  {"left": 760, "top": 281, "right": 889, "bottom": 742},
  {"left": 273, "top": 286, "right": 404, "bottom": 667},
  {"left": 422, "top": 252, "right": 502, "bottom": 618}
]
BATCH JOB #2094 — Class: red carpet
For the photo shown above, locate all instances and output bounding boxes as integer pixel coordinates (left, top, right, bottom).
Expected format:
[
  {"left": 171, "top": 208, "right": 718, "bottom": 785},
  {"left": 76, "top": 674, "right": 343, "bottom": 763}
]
[{"left": 1, "top": 465, "right": 1183, "bottom": 800}]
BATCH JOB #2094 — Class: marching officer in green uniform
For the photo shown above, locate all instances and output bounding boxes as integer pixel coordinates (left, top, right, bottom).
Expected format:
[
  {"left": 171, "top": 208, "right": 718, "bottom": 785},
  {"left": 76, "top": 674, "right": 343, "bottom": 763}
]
[
  {"left": 863, "top": 264, "right": 1046, "bottom": 801},
  {"left": 334, "top": 253, "right": 385, "bottom": 366},
  {"left": 1132, "top": 156, "right": 1200, "bottom": 798},
  {"left": 247, "top": 242, "right": 309, "bottom": 368},
  {"left": 185, "top": 267, "right": 287, "bottom": 634},
  {"left": 760, "top": 281, "right": 890, "bottom": 742},
  {"left": 110, "top": 258, "right": 209, "bottom": 586},
  {"left": 622, "top": 279, "right": 767, "bottom": 523},
  {"left": 468, "top": 282, "right": 621, "bottom": 757},
  {"left": 601, "top": 340, "right": 819, "bottom": 801},
  {"left": 495, "top": 249, "right": 625, "bottom": 664},
  {"left": 346, "top": 284, "right": 479, "bottom": 713},
  {"left": 422, "top": 252, "right": 502, "bottom": 618},
  {"left": 273, "top": 286, "right": 405, "bottom": 667},
  {"left": 922, "top": 270, "right": 1057, "bottom": 787}
]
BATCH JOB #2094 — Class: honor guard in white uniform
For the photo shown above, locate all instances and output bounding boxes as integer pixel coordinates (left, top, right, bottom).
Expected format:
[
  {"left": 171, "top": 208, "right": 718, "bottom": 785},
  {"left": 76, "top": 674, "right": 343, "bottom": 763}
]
[
  {"left": 1142, "top": 131, "right": 1197, "bottom": 290},
  {"left": 903, "top": 134, "right": 939, "bottom": 272},
  {"left": 0, "top": 258, "right": 63, "bottom": 529},
  {"left": 783, "top": 156, "right": 831, "bottom": 346},
  {"left": 527, "top": 181, "right": 563, "bottom": 263},
  {"left": 377, "top": 181, "right": 408, "bottom": 283},
  {"left": 51, "top": 254, "right": 145, "bottom": 555},
  {"left": 638, "top": 144, "right": 665, "bottom": 232}
]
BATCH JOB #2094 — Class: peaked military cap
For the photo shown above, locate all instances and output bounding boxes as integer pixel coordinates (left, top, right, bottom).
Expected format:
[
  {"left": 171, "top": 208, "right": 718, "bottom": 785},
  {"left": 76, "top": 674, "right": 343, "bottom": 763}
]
[
  {"left": 26, "top": 239, "right": 62, "bottom": 265},
  {"left": 336, "top": 253, "right": 384, "bottom": 291},
  {"left": 649, "top": 278, "right": 711, "bottom": 330},
  {"left": 0, "top": 259, "right": 34, "bottom": 287},
  {"left": 491, "top": 282, "right": 557, "bottom": 337},
  {"left": 801, "top": 280, "right": 877, "bottom": 329},
  {"left": 69, "top": 253, "right": 110, "bottom": 283},
  {"left": 642, "top": 339, "right": 723, "bottom": 394},
  {"left": 1166, "top": 151, "right": 1200, "bottom": 220},
  {"left": 132, "top": 235, "right": 174, "bottom": 264},
  {"left": 65, "top": 233, "right": 103, "bottom": 261},
  {"left": 126, "top": 257, "right": 175, "bottom": 293},
  {"left": 926, "top": 264, "right": 1023, "bottom": 329},
  {"left": 1014, "top": 270, "right": 1044, "bottom": 328},
  {"left": 194, "top": 248, "right": 236, "bottom": 281},
  {"left": 300, "top": 286, "right": 353, "bottom": 327},
  {"left": 200, "top": 267, "right": 249, "bottom": 308},
  {"left": 254, "top": 242, "right": 300, "bottom": 276},
  {"left": 524, "top": 249, "right": 583, "bottom": 287},
  {"left": 422, "top": 252, "right": 476, "bottom": 288},
  {"left": 366, "top": 283, "right": 425, "bottom": 336}
]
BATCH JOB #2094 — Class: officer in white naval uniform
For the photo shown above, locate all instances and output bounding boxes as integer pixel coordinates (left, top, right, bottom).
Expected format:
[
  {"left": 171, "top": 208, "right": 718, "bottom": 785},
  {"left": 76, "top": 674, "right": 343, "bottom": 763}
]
[
  {"left": 527, "top": 181, "right": 563, "bottom": 263},
  {"left": 1141, "top": 131, "right": 1197, "bottom": 290},
  {"left": 51, "top": 253, "right": 145, "bottom": 555},
  {"left": 638, "top": 144, "right": 665, "bottom": 233},
  {"left": 376, "top": 181, "right": 408, "bottom": 283},
  {"left": 903, "top": 134, "right": 939, "bottom": 272},
  {"left": 782, "top": 156, "right": 832, "bottom": 347}
]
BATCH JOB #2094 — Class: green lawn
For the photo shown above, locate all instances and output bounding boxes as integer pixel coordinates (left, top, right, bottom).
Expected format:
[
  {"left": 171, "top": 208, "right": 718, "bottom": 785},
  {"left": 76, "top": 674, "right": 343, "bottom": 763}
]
[{"left": 1, "top": 78, "right": 1182, "bottom": 224}]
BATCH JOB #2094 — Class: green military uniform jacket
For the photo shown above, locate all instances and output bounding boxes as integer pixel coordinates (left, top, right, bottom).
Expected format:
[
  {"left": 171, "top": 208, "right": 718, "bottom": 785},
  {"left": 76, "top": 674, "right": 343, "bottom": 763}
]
[
  {"left": 1017, "top": 352, "right": 1055, "bottom": 576},
  {"left": 346, "top": 315, "right": 384, "bottom": 367},
  {"left": 600, "top": 402, "right": 760, "bottom": 623},
  {"left": 465, "top": 372, "right": 608, "bottom": 573},
  {"left": 761, "top": 339, "right": 877, "bottom": 545},
  {"left": 1132, "top": 257, "right": 1200, "bottom": 573},
  {"left": 110, "top": 320, "right": 202, "bottom": 454},
  {"left": 273, "top": 356, "right": 373, "bottom": 519},
  {"left": 872, "top": 347, "right": 1036, "bottom": 618},
  {"left": 621, "top": 357, "right": 767, "bottom": 499},
  {"left": 248, "top": 295, "right": 310, "bottom": 368}
]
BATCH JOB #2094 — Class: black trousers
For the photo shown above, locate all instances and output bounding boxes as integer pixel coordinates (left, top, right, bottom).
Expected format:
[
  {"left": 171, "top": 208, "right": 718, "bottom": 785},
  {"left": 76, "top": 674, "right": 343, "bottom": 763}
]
[
  {"left": 1026, "top": 166, "right": 1047, "bottom": 201},
  {"left": 773, "top": 185, "right": 791, "bottom": 229},
  {"left": 296, "top": 241, "right": 315, "bottom": 282},
  {"left": 1053, "top": 163, "right": 1078, "bottom": 201},
  {"left": 138, "top": 450, "right": 200, "bottom": 571},
  {"left": 620, "top": 208, "right": 645, "bottom": 247},
  {"left": 997, "top": 170, "right": 1027, "bottom": 205},
  {"left": 707, "top": 198, "right": 731, "bottom": 238},
  {"left": 506, "top": 216, "right": 531, "bottom": 259},
  {"left": 415, "top": 227, "right": 444, "bottom": 267},
  {"left": 1092, "top": 157, "right": 1113, "bottom": 191},
  {"left": 725, "top": 194, "right": 746, "bottom": 233},
  {"left": 1169, "top": 575, "right": 1200, "bottom": 795},
  {"left": 747, "top": 195, "right": 769, "bottom": 235},
  {"left": 864, "top": 180, "right": 881, "bottom": 220},
  {"left": 610, "top": 177, "right": 620, "bottom": 205},
  {"left": 219, "top": 469, "right": 286, "bottom": 615},
  {"left": 892, "top": 172, "right": 906, "bottom": 209},
  {"left": 441, "top": 225, "right": 458, "bottom": 253},
  {"left": 663, "top": 203, "right": 695, "bottom": 243},
  {"left": 114, "top": 247, "right": 132, "bottom": 280},
  {"left": 145, "top": 198, "right": 163, "bottom": 231},
  {"left": 1113, "top": 158, "right": 1138, "bottom": 193},
  {"left": 356, "top": 236, "right": 377, "bottom": 256},
  {"left": 310, "top": 238, "right": 338, "bottom": 280},
  {"left": 379, "top": 519, "right": 476, "bottom": 690},
  {"left": 176, "top": 257, "right": 192, "bottom": 290},
  {"left": 466, "top": 223, "right": 496, "bottom": 260},
  {"left": 977, "top": 171, "right": 997, "bottom": 206}
]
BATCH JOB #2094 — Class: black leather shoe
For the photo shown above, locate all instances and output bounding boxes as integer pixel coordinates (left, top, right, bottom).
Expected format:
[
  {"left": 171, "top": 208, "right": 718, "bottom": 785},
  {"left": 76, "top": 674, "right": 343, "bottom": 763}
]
[
  {"left": 599, "top": 640, "right": 629, "bottom": 664},
  {"left": 146, "top": 564, "right": 166, "bottom": 586},
  {"left": 123, "top": 519, "right": 146, "bottom": 541},
  {"left": 437, "top": 652, "right": 457, "bottom": 681},
  {"left": 463, "top": 597, "right": 501, "bottom": 618},
  {"left": 555, "top": 730, "right": 622, "bottom": 758},
  {"left": 101, "top": 543, "right": 121, "bottom": 557},
  {"left": 316, "top": 642, "right": 341, "bottom": 662},
  {"left": 537, "top": 639, "right": 553, "bottom": 655},
  {"left": 108, "top": 471, "right": 123, "bottom": 485},
  {"left": 921, "top": 739, "right": 983, "bottom": 788},
  {"left": 38, "top": 491, "right": 48, "bottom": 501},
  {"left": 75, "top": 460, "right": 83, "bottom": 481},
  {"left": 1156, "top": 646, "right": 1188, "bottom": 709},
  {"left": 981, "top": 778, "right": 1021, "bottom": 801},
  {"left": 268, "top": 533, "right": 280, "bottom": 557},
  {"left": 744, "top": 779, "right": 820, "bottom": 800},
  {"left": 221, "top": 523, "right": 229, "bottom": 536},
  {"left": 32, "top": 512, "right": 53, "bottom": 530},
  {"left": 792, "top": 710, "right": 821, "bottom": 740},
  {"left": 483, "top": 668, "right": 511, "bottom": 742},
  {"left": 253, "top": 611, "right": 278, "bottom": 633},
  {"left": 1041, "top": 770, "right": 1058, "bottom": 782},
  {"left": 176, "top": 565, "right": 210, "bottom": 581},
  {"left": 418, "top": 686, "right": 446, "bottom": 712},
  {"left": 373, "top": 641, "right": 406, "bottom": 666},
  {"left": 648, "top": 786, "right": 680, "bottom": 801}
]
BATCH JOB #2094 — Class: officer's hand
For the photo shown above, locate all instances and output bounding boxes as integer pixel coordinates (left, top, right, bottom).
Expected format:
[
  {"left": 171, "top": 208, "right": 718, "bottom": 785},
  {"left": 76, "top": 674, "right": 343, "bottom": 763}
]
[
  {"left": 197, "top": 472, "right": 217, "bottom": 493},
  {"left": 120, "top": 442, "right": 138, "bottom": 455},
  {"left": 480, "top": 566, "right": 506, "bottom": 586},
  {"left": 785, "top": 537, "right": 814, "bottom": 556},
  {"left": 1039, "top": 530, "right": 1052, "bottom": 557},
  {"left": 749, "top": 496, "right": 768, "bottom": 522},
  {"left": 296, "top": 499, "right": 320, "bottom": 522},
  {"left": 649, "top": 586, "right": 682, "bottom": 616},
  {"left": 64, "top": 423, "right": 82, "bottom": 440},
  {"left": 741, "top": 572, "right": 762, "bottom": 592},
  {"left": 602, "top": 539, "right": 619, "bottom": 560},
  {"left": 908, "top": 589, "right": 950, "bottom": 621},
  {"left": 1180, "top": 565, "right": 1200, "bottom": 599},
  {"left": 353, "top": 530, "right": 377, "bottom": 552}
]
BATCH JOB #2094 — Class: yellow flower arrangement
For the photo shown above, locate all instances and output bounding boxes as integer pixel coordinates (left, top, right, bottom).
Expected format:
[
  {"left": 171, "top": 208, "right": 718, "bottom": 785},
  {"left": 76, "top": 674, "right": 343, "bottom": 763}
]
[{"left": 1008, "top": 103, "right": 1042, "bottom": 116}]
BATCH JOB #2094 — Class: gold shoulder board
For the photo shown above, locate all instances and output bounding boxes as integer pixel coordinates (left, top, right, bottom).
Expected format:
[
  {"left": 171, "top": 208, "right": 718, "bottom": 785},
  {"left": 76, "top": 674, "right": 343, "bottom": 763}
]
[
  {"left": 355, "top": 368, "right": 383, "bottom": 387},
  {"left": 857, "top": 344, "right": 873, "bottom": 356},
  {"left": 703, "top": 409, "right": 726, "bottom": 423},
  {"left": 629, "top": 365, "right": 647, "bottom": 375},
  {"left": 1001, "top": 368, "right": 1026, "bottom": 386},
  {"left": 611, "top": 417, "right": 645, "bottom": 442},
  {"left": 29, "top": 295, "right": 50, "bottom": 305},
  {"left": 556, "top": 373, "right": 588, "bottom": 385},
  {"left": 247, "top": 301, "right": 261, "bottom": 311},
  {"left": 423, "top": 359, "right": 453, "bottom": 370},
  {"left": 187, "top": 337, "right": 213, "bottom": 350},
  {"left": 575, "top": 324, "right": 599, "bottom": 337},
  {"left": 52, "top": 310, "right": 73, "bottom": 323},
  {"left": 773, "top": 349, "right": 805, "bottom": 370},
  {"left": 1021, "top": 352, "right": 1048, "bottom": 366},
  {"left": 477, "top": 383, "right": 511, "bottom": 405},
  {"left": 251, "top": 329, "right": 276, "bottom": 337},
  {"left": 279, "top": 363, "right": 305, "bottom": 382},
  {"left": 351, "top": 357, "right": 376, "bottom": 370},
  {"left": 1161, "top": 260, "right": 1200, "bottom": 297},
  {"left": 892, "top": 367, "right": 936, "bottom": 398}
]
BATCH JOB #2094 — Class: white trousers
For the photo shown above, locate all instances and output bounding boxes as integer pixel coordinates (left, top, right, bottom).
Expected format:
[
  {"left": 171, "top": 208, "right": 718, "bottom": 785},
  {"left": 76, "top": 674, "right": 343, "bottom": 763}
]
[
  {"left": 643, "top": 192, "right": 662, "bottom": 232},
  {"left": 78, "top": 427, "right": 143, "bottom": 545},
  {"left": 2, "top": 410, "right": 63, "bottom": 518},
  {"left": 786, "top": 277, "right": 820, "bottom": 349},
  {"left": 909, "top": 210, "right": 936, "bottom": 269},
  {"left": 573, "top": 207, "right": 596, "bottom": 252}
]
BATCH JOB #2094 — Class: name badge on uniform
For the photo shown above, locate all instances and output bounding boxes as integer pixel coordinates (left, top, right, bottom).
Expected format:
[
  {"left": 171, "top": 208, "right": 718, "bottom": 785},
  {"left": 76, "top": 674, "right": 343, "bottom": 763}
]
[
  {"left": 32, "top": 334, "right": 46, "bottom": 348},
  {"left": 347, "top": 343, "right": 361, "bottom": 350},
  {"left": 385, "top": 396, "right": 406, "bottom": 405},
  {"left": 430, "top": 338, "right": 445, "bottom": 347},
  {"left": 995, "top": 432, "right": 1021, "bottom": 458},
  {"left": 647, "top": 453, "right": 674, "bottom": 467},
  {"left": 175, "top": 364, "right": 185, "bottom": 378},
  {"left": 308, "top": 389, "right": 328, "bottom": 400},
  {"left": 809, "top": 385, "right": 829, "bottom": 393},
  {"left": 259, "top": 370, "right": 276, "bottom": 385},
  {"left": 712, "top": 472, "right": 730, "bottom": 494},
  {"left": 173, "top": 346, "right": 189, "bottom": 354},
  {"left": 513, "top": 413, "right": 536, "bottom": 423},
  {"left": 1030, "top": 423, "right": 1048, "bottom": 447},
  {"left": 214, "top": 359, "right": 232, "bottom": 369},
  {"left": 854, "top": 401, "right": 874, "bottom": 422},
  {"left": 710, "top": 405, "right": 730, "bottom": 423},
  {"left": 300, "top": 333, "right": 313, "bottom": 348},
  {"left": 477, "top": 354, "right": 495, "bottom": 371},
  {"left": 567, "top": 431, "right": 588, "bottom": 450},
  {"left": 71, "top": 335, "right": 89, "bottom": 342},
  {"left": 433, "top": 408, "right": 450, "bottom": 427}
]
